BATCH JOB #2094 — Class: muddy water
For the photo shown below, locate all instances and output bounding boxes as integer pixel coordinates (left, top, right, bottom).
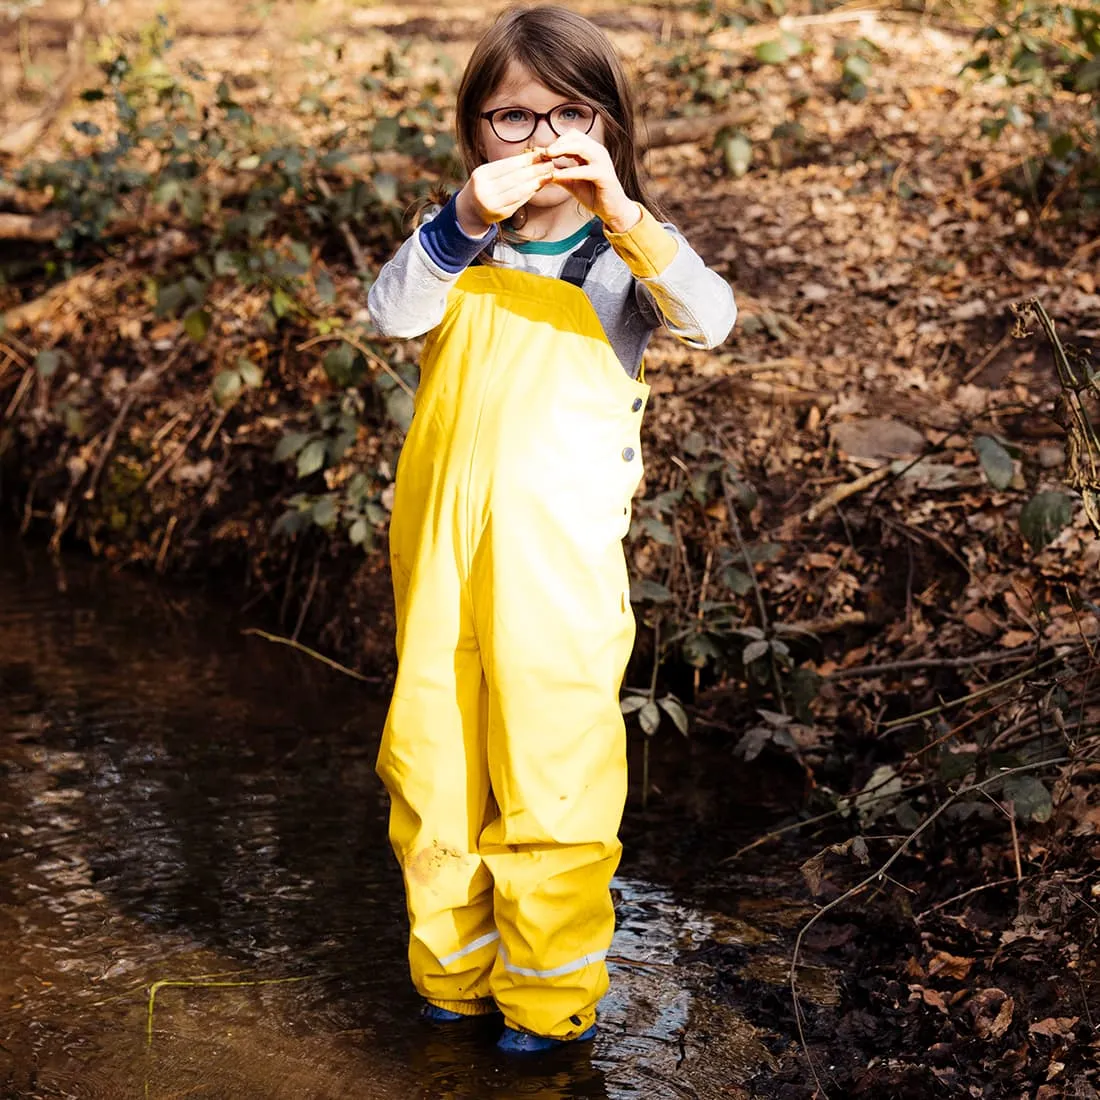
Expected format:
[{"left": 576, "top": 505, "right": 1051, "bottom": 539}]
[{"left": 0, "top": 536, "right": 809, "bottom": 1100}]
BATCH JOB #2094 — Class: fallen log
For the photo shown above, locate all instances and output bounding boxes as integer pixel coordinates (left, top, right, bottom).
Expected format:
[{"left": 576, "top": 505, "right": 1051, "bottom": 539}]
[
  {"left": 640, "top": 110, "right": 754, "bottom": 149},
  {"left": 0, "top": 212, "right": 66, "bottom": 243}
]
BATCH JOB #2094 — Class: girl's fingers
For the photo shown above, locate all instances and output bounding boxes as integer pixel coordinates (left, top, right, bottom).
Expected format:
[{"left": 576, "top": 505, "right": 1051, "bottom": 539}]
[
  {"left": 546, "top": 130, "right": 601, "bottom": 161},
  {"left": 480, "top": 149, "right": 551, "bottom": 178},
  {"left": 483, "top": 163, "right": 553, "bottom": 197},
  {"left": 549, "top": 164, "right": 600, "bottom": 182}
]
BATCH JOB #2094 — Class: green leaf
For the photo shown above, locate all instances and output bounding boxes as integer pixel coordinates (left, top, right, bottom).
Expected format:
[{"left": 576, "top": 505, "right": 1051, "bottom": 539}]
[
  {"left": 756, "top": 38, "right": 791, "bottom": 64},
  {"left": 843, "top": 54, "right": 872, "bottom": 82},
  {"left": 155, "top": 281, "right": 190, "bottom": 318},
  {"left": 1001, "top": 775, "right": 1052, "bottom": 823},
  {"left": 274, "top": 431, "right": 311, "bottom": 462},
  {"left": 183, "top": 308, "right": 211, "bottom": 342},
  {"left": 1019, "top": 491, "right": 1073, "bottom": 550},
  {"left": 349, "top": 517, "right": 369, "bottom": 545},
  {"left": 371, "top": 116, "right": 400, "bottom": 150},
  {"left": 638, "top": 701, "right": 661, "bottom": 736},
  {"left": 62, "top": 405, "right": 85, "bottom": 436},
  {"left": 385, "top": 388, "right": 415, "bottom": 433},
  {"left": 1075, "top": 57, "right": 1100, "bottom": 93},
  {"left": 683, "top": 632, "right": 721, "bottom": 668},
  {"left": 35, "top": 349, "right": 62, "bottom": 379},
  {"left": 742, "top": 638, "right": 770, "bottom": 665},
  {"left": 211, "top": 369, "right": 242, "bottom": 407},
  {"left": 288, "top": 240, "right": 312, "bottom": 268},
  {"left": 851, "top": 764, "right": 903, "bottom": 826},
  {"left": 723, "top": 566, "right": 753, "bottom": 595},
  {"left": 631, "top": 578, "right": 673, "bottom": 604},
  {"left": 374, "top": 172, "right": 398, "bottom": 205},
  {"left": 657, "top": 695, "right": 689, "bottom": 736},
  {"left": 682, "top": 430, "right": 707, "bottom": 458},
  {"left": 296, "top": 439, "right": 327, "bottom": 478},
  {"left": 745, "top": 541, "right": 781, "bottom": 564},
  {"left": 311, "top": 496, "right": 337, "bottom": 528},
  {"left": 620, "top": 694, "right": 647, "bottom": 714},
  {"left": 939, "top": 750, "right": 977, "bottom": 781},
  {"left": 272, "top": 508, "right": 309, "bottom": 538},
  {"left": 722, "top": 132, "right": 752, "bottom": 177},
  {"left": 315, "top": 270, "right": 336, "bottom": 305},
  {"left": 322, "top": 342, "right": 364, "bottom": 387},
  {"left": 641, "top": 517, "right": 677, "bottom": 545},
  {"left": 974, "top": 434, "right": 1015, "bottom": 489},
  {"left": 214, "top": 250, "right": 238, "bottom": 276},
  {"left": 271, "top": 287, "right": 295, "bottom": 319},
  {"left": 237, "top": 358, "right": 263, "bottom": 388}
]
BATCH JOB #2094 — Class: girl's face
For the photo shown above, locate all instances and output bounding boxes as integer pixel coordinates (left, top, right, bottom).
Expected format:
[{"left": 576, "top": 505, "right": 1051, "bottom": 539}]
[{"left": 479, "top": 60, "right": 606, "bottom": 210}]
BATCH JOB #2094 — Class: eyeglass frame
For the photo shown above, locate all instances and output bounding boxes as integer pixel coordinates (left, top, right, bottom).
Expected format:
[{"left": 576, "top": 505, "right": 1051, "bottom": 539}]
[{"left": 478, "top": 102, "right": 598, "bottom": 144}]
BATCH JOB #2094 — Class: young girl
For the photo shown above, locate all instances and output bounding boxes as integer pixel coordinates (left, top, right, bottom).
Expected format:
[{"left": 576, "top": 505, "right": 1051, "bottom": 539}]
[{"left": 369, "top": 4, "right": 735, "bottom": 1054}]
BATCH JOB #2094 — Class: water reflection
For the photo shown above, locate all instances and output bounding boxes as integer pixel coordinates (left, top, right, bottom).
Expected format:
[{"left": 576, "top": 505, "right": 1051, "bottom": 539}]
[{"left": 0, "top": 537, "right": 780, "bottom": 1099}]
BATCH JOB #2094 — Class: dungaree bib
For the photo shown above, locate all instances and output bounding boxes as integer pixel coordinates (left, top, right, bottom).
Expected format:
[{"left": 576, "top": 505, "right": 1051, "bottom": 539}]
[{"left": 377, "top": 242, "right": 650, "bottom": 1039}]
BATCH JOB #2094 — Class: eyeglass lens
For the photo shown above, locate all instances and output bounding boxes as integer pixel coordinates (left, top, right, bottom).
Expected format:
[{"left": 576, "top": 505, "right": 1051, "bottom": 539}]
[{"left": 489, "top": 104, "right": 595, "bottom": 142}]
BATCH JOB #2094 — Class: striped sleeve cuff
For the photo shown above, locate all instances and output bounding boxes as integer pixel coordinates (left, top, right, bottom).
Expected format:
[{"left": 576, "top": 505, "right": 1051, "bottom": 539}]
[
  {"left": 418, "top": 193, "right": 498, "bottom": 274},
  {"left": 604, "top": 204, "right": 680, "bottom": 279}
]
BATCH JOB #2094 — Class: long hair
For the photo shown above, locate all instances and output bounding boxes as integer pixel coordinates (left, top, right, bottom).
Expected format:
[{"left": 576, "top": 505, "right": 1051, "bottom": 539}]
[{"left": 454, "top": 5, "right": 664, "bottom": 220}]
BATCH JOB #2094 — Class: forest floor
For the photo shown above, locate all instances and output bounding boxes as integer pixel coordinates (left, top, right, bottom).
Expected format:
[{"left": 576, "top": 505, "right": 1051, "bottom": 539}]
[{"left": 1, "top": 2, "right": 1099, "bottom": 1096}]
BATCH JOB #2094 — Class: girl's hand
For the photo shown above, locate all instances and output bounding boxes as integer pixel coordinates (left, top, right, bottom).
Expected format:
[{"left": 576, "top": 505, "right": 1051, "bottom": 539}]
[
  {"left": 455, "top": 151, "right": 555, "bottom": 236},
  {"left": 546, "top": 131, "right": 641, "bottom": 234}
]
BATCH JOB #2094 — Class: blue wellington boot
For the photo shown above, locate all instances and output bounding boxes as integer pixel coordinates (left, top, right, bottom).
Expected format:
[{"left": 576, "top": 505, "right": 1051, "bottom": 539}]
[
  {"left": 496, "top": 1024, "right": 597, "bottom": 1053},
  {"left": 420, "top": 1002, "right": 467, "bottom": 1022},
  {"left": 420, "top": 1000, "right": 500, "bottom": 1023}
]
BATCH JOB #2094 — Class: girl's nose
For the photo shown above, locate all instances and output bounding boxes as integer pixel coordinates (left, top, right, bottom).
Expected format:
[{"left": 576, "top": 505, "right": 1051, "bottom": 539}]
[{"left": 533, "top": 117, "right": 557, "bottom": 143}]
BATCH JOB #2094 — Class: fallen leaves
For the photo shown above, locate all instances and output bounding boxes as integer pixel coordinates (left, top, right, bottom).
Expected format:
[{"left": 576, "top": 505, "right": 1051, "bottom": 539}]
[{"left": 967, "top": 987, "right": 1015, "bottom": 1040}]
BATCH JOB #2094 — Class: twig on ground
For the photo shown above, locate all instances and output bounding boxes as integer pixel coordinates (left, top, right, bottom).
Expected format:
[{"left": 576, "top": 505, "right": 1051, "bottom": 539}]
[
  {"left": 292, "top": 556, "right": 321, "bottom": 642},
  {"left": 3, "top": 366, "right": 35, "bottom": 419},
  {"left": 241, "top": 628, "right": 382, "bottom": 683},
  {"left": 805, "top": 464, "right": 893, "bottom": 523},
  {"left": 314, "top": 177, "right": 368, "bottom": 273},
  {"left": 295, "top": 331, "right": 415, "bottom": 398},
  {"left": 916, "top": 876, "right": 1027, "bottom": 920},
  {"left": 828, "top": 642, "right": 1064, "bottom": 680},
  {"left": 719, "top": 778, "right": 935, "bottom": 864},
  {"left": 880, "top": 652, "right": 1068, "bottom": 730},
  {"left": 145, "top": 412, "right": 209, "bottom": 492},
  {"left": 722, "top": 471, "right": 787, "bottom": 715},
  {"left": 962, "top": 330, "right": 1013, "bottom": 385}
]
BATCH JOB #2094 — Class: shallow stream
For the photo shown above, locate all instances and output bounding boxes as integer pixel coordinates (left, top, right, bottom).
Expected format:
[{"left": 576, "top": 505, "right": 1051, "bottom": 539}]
[{"left": 0, "top": 537, "right": 826, "bottom": 1099}]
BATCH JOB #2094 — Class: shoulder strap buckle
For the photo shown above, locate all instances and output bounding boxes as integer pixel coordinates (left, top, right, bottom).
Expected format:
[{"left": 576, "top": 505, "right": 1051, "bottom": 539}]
[{"left": 559, "top": 225, "right": 610, "bottom": 289}]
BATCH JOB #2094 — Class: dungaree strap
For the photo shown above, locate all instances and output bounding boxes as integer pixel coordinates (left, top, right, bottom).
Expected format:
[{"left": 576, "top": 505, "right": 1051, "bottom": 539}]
[{"left": 558, "top": 226, "right": 610, "bottom": 290}]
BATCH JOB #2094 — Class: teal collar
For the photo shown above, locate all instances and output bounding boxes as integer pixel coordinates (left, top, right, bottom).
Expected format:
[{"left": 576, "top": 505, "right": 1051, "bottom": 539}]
[{"left": 511, "top": 218, "right": 600, "bottom": 256}]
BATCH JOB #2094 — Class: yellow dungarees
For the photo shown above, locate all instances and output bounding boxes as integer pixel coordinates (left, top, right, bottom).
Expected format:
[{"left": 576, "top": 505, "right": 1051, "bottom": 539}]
[{"left": 377, "top": 263, "right": 649, "bottom": 1039}]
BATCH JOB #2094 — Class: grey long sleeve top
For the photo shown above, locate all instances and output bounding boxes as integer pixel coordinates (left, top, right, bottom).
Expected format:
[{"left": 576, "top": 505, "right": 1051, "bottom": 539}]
[{"left": 367, "top": 195, "right": 736, "bottom": 379}]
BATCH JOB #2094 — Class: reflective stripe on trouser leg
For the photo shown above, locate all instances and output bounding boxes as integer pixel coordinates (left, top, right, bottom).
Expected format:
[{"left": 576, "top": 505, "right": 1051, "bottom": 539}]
[{"left": 377, "top": 516, "right": 497, "bottom": 1010}]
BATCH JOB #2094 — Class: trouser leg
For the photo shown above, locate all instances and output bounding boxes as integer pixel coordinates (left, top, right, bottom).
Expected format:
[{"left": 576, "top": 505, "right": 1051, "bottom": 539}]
[
  {"left": 476, "top": 527, "right": 634, "bottom": 1038},
  {"left": 377, "top": 550, "right": 498, "bottom": 1013}
]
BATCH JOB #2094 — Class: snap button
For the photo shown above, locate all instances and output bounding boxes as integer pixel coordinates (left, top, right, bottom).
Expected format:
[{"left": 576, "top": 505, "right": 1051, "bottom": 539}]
[
  {"left": 631, "top": 397, "right": 643, "bottom": 412},
  {"left": 622, "top": 447, "right": 635, "bottom": 462}
]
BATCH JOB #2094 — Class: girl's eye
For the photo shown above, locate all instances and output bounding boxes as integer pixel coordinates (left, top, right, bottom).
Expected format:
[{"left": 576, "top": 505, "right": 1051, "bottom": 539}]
[
  {"left": 559, "top": 107, "right": 581, "bottom": 121},
  {"left": 501, "top": 109, "right": 531, "bottom": 124}
]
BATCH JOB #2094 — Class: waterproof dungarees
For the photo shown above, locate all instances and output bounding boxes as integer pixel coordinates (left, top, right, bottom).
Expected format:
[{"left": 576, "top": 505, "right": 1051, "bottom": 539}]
[{"left": 377, "top": 253, "right": 649, "bottom": 1040}]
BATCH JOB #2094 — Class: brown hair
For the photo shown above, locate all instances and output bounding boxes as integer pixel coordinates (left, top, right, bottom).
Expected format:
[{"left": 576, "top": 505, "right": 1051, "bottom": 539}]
[{"left": 454, "top": 5, "right": 664, "bottom": 220}]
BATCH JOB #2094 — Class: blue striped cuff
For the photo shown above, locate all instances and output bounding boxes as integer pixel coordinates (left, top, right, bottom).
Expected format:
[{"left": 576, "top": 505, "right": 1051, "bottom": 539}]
[{"left": 419, "top": 194, "right": 498, "bottom": 274}]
